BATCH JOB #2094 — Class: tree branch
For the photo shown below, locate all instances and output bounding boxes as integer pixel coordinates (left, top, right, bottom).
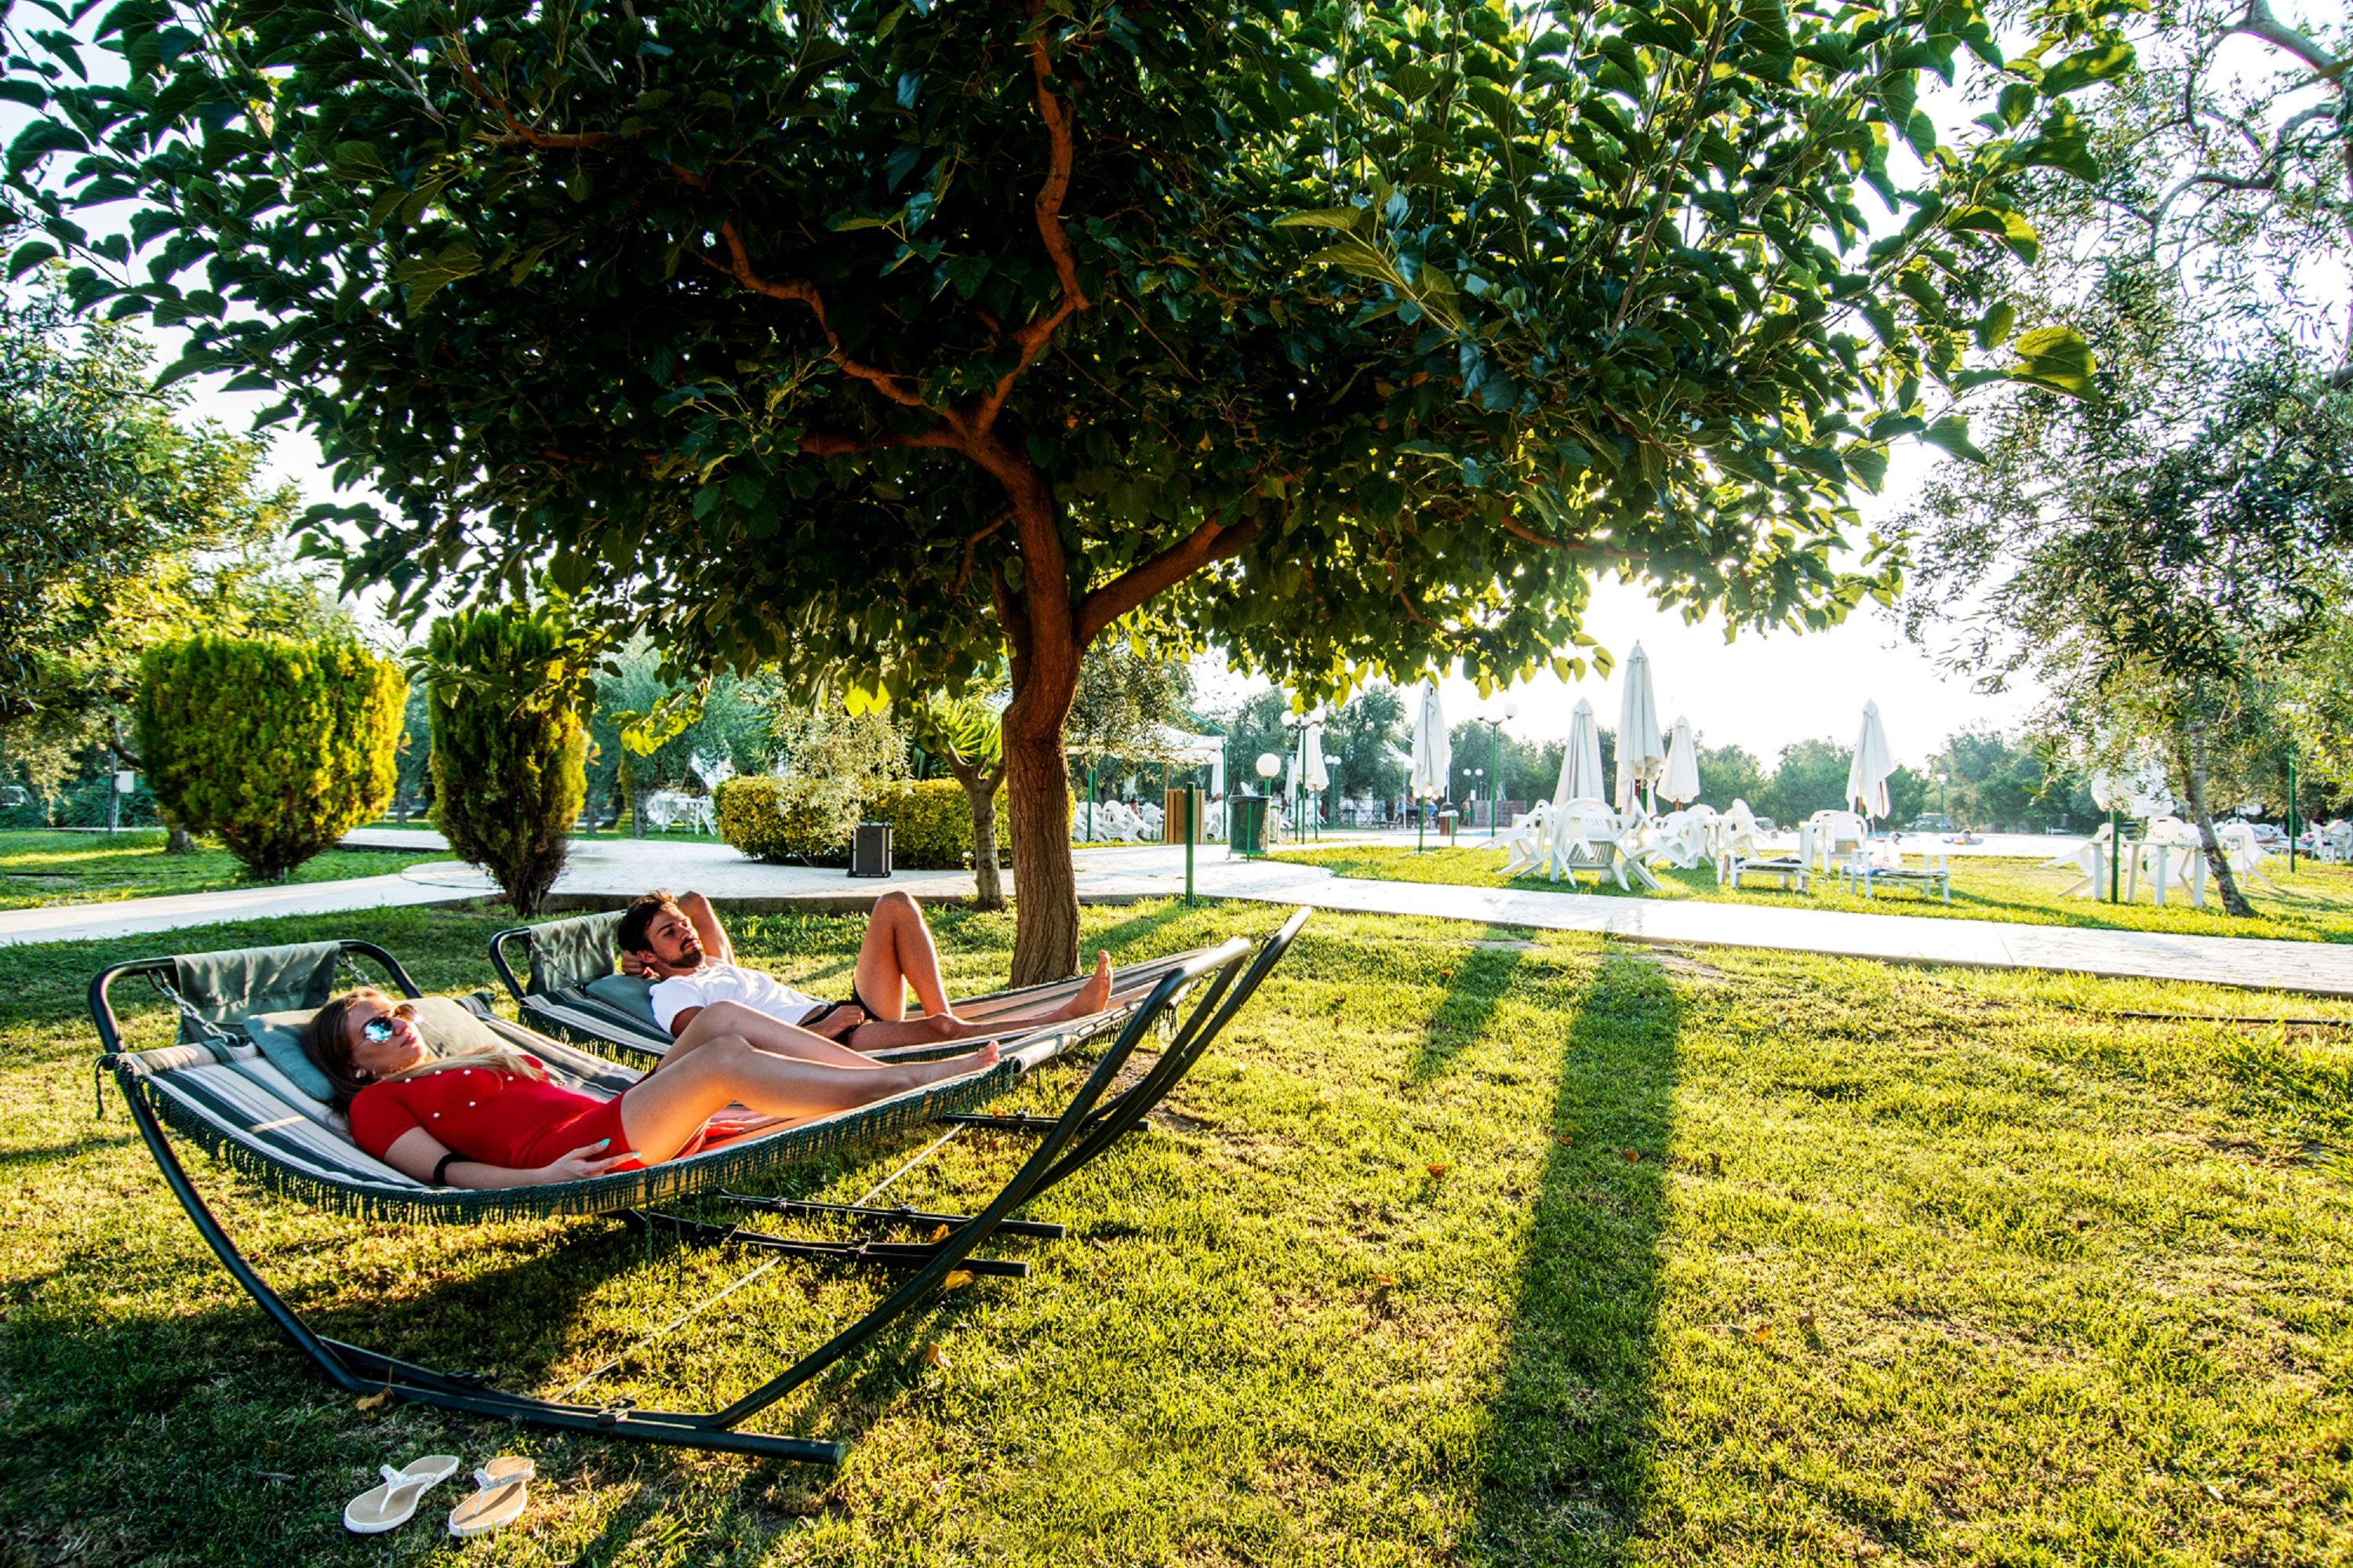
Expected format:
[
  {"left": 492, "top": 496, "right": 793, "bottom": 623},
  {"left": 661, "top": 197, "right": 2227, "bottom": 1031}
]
[
  {"left": 696, "top": 222, "right": 933, "bottom": 409},
  {"left": 951, "top": 509, "right": 1013, "bottom": 596},
  {"left": 798, "top": 428, "right": 961, "bottom": 456},
  {"left": 442, "top": 39, "right": 618, "bottom": 148},
  {"left": 2235, "top": 0, "right": 2349, "bottom": 82},
  {"left": 973, "top": 17, "right": 1092, "bottom": 429},
  {"left": 1074, "top": 516, "right": 1260, "bottom": 645}
]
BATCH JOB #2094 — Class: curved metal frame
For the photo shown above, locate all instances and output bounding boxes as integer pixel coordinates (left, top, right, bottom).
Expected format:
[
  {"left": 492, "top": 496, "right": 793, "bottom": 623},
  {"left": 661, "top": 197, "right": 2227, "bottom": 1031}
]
[{"left": 88, "top": 930, "right": 1287, "bottom": 1462}]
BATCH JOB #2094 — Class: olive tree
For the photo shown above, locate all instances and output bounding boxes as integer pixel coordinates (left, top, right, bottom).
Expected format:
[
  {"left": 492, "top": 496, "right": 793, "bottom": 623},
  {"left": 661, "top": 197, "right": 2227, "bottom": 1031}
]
[{"left": 7, "top": 0, "right": 2120, "bottom": 979}]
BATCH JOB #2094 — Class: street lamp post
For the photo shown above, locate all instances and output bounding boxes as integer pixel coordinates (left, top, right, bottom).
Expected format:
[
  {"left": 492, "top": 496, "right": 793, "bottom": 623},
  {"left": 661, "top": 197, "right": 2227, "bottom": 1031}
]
[
  {"left": 2289, "top": 742, "right": 2298, "bottom": 872},
  {"left": 1471, "top": 703, "right": 1517, "bottom": 840}
]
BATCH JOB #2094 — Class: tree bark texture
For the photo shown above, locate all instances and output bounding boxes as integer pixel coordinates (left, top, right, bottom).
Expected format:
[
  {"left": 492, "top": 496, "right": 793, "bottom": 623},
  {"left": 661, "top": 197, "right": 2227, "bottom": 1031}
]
[
  {"left": 941, "top": 751, "right": 1008, "bottom": 911},
  {"left": 1002, "top": 640, "right": 1082, "bottom": 985},
  {"left": 2175, "top": 716, "right": 2253, "bottom": 918}
]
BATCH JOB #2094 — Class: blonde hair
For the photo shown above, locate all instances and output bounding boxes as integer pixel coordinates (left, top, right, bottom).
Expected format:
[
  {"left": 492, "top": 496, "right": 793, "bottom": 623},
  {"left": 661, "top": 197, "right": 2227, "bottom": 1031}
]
[{"left": 301, "top": 988, "right": 548, "bottom": 1109}]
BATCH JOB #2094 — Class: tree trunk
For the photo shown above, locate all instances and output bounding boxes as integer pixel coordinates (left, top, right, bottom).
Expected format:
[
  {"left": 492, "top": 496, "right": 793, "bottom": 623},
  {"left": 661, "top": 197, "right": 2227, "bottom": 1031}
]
[
  {"left": 164, "top": 822, "right": 193, "bottom": 855},
  {"left": 1002, "top": 666, "right": 1082, "bottom": 985},
  {"left": 942, "top": 751, "right": 1008, "bottom": 911},
  {"left": 2175, "top": 717, "right": 2253, "bottom": 917}
]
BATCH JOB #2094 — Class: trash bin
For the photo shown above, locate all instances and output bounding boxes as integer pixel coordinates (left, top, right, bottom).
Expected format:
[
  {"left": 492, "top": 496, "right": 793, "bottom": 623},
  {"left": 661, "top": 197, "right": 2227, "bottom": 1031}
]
[
  {"left": 1228, "top": 795, "right": 1269, "bottom": 856},
  {"left": 1162, "top": 788, "right": 1202, "bottom": 843},
  {"left": 1438, "top": 808, "right": 1458, "bottom": 842}
]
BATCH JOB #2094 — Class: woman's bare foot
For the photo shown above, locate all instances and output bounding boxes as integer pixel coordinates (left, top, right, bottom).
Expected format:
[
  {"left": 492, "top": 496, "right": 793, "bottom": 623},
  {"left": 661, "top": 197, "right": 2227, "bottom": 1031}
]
[
  {"left": 1061, "top": 950, "right": 1115, "bottom": 1017},
  {"left": 903, "top": 1041, "right": 1001, "bottom": 1087}
]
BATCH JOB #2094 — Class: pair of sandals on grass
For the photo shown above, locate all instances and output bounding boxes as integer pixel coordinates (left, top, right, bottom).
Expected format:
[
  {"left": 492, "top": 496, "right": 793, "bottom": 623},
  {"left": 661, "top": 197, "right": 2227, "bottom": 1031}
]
[{"left": 344, "top": 1452, "right": 533, "bottom": 1537}]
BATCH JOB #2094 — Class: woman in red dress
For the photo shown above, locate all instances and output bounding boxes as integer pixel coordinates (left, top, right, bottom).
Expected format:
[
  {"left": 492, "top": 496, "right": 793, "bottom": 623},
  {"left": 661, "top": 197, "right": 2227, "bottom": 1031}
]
[{"left": 301, "top": 988, "right": 998, "bottom": 1188}]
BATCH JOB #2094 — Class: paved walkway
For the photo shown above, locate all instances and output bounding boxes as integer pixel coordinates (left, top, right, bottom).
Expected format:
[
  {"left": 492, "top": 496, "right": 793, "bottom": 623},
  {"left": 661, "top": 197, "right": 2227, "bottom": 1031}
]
[{"left": 12, "top": 831, "right": 2353, "bottom": 998}]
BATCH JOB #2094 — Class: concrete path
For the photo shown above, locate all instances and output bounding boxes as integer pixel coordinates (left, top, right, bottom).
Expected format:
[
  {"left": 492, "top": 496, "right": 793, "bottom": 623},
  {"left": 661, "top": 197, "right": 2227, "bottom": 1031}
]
[
  {"left": 0, "top": 872, "right": 475, "bottom": 947},
  {"left": 13, "top": 831, "right": 2353, "bottom": 997}
]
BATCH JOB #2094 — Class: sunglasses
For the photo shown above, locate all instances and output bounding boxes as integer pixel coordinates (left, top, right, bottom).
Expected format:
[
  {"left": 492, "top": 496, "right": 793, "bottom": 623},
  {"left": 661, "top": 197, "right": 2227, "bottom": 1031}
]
[{"left": 361, "top": 1002, "right": 417, "bottom": 1045}]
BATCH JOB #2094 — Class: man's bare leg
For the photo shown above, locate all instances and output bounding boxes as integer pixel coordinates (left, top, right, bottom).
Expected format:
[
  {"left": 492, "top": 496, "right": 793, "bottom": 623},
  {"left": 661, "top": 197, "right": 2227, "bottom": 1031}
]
[
  {"left": 849, "top": 890, "right": 948, "bottom": 1022},
  {"left": 842, "top": 949, "right": 1118, "bottom": 1050}
]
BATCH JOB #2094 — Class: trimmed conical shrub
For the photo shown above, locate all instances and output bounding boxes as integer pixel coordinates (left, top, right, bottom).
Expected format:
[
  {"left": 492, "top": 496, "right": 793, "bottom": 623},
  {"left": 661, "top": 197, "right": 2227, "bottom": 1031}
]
[
  {"left": 139, "top": 635, "right": 404, "bottom": 881},
  {"left": 425, "top": 607, "right": 588, "bottom": 915}
]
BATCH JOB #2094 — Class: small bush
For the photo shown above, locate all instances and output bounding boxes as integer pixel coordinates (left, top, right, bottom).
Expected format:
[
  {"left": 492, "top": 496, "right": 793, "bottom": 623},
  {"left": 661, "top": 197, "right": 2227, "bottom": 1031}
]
[
  {"left": 715, "top": 774, "right": 853, "bottom": 861},
  {"left": 866, "top": 779, "right": 1012, "bottom": 868},
  {"left": 715, "top": 775, "right": 1016, "bottom": 868},
  {"left": 424, "top": 608, "right": 589, "bottom": 915},
  {"left": 139, "top": 634, "right": 402, "bottom": 880}
]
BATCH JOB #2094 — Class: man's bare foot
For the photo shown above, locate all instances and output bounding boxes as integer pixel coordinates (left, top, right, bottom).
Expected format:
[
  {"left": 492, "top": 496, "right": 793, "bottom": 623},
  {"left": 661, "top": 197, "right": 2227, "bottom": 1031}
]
[{"left": 1063, "top": 950, "right": 1115, "bottom": 1017}]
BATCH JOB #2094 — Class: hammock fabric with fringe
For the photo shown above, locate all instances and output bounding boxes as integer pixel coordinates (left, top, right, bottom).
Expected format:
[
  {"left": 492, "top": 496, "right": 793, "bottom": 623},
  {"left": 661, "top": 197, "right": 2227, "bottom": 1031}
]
[{"left": 108, "top": 998, "right": 1125, "bottom": 1225}]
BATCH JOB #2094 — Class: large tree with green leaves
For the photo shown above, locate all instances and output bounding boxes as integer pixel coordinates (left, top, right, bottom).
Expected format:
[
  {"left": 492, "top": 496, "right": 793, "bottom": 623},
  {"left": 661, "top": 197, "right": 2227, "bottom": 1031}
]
[
  {"left": 5, "top": 0, "right": 2120, "bottom": 979},
  {"left": 0, "top": 275, "right": 307, "bottom": 737}
]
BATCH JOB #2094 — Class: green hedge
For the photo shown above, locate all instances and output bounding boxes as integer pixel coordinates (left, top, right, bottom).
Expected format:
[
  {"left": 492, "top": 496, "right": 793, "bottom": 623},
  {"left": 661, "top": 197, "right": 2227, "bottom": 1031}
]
[
  {"left": 138, "top": 635, "right": 403, "bottom": 880},
  {"left": 425, "top": 607, "right": 588, "bottom": 915},
  {"left": 715, "top": 777, "right": 1013, "bottom": 868}
]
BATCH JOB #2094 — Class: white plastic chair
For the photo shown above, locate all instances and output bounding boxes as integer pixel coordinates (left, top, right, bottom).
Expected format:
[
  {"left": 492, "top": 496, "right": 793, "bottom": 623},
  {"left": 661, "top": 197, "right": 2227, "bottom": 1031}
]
[
  {"left": 1806, "top": 810, "right": 1871, "bottom": 885},
  {"left": 1545, "top": 799, "right": 1617, "bottom": 886},
  {"left": 1500, "top": 802, "right": 1551, "bottom": 876},
  {"left": 2217, "top": 821, "right": 2281, "bottom": 891}
]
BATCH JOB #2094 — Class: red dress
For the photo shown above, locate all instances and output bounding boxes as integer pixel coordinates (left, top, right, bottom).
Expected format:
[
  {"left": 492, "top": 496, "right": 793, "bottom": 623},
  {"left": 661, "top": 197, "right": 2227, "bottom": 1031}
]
[{"left": 349, "top": 1062, "right": 639, "bottom": 1173}]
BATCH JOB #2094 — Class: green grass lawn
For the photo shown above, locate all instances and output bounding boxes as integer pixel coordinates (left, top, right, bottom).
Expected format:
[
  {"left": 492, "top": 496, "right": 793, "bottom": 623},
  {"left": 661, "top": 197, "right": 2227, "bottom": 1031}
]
[
  {"left": 0, "top": 830, "right": 453, "bottom": 912},
  {"left": 1277, "top": 842, "right": 2353, "bottom": 944},
  {"left": 5, "top": 900, "right": 2351, "bottom": 1563}
]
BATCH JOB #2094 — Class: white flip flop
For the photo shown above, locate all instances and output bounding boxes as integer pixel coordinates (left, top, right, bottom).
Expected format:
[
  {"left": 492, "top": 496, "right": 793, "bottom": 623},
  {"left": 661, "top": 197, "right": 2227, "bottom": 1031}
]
[
  {"left": 446, "top": 1455, "right": 536, "bottom": 1538},
  {"left": 344, "top": 1453, "right": 461, "bottom": 1534}
]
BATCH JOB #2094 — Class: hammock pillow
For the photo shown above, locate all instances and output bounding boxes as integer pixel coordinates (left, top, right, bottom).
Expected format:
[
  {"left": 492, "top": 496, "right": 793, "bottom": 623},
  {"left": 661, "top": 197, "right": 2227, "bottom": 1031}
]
[
  {"left": 241, "top": 1010, "right": 338, "bottom": 1102},
  {"left": 242, "top": 995, "right": 517, "bottom": 1104},
  {"left": 583, "top": 973, "right": 660, "bottom": 1025}
]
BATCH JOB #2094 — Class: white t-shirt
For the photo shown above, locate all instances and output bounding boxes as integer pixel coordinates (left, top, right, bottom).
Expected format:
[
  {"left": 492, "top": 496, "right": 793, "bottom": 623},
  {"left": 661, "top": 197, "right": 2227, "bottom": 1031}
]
[{"left": 648, "top": 962, "right": 826, "bottom": 1034}]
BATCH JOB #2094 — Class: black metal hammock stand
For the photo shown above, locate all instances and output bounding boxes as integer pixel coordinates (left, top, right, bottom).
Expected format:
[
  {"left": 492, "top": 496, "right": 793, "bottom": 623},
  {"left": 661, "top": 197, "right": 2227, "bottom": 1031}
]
[{"left": 89, "top": 911, "right": 1308, "bottom": 1462}]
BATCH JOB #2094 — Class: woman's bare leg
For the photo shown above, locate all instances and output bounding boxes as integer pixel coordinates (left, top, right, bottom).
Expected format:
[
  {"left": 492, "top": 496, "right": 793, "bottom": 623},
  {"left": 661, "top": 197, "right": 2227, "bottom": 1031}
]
[
  {"left": 666, "top": 999, "right": 894, "bottom": 1070},
  {"left": 620, "top": 1034, "right": 999, "bottom": 1162}
]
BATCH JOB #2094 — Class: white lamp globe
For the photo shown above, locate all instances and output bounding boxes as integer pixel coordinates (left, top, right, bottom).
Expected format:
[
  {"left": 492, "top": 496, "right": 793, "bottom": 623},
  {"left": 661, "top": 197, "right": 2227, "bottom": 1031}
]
[{"left": 1254, "top": 752, "right": 1282, "bottom": 781}]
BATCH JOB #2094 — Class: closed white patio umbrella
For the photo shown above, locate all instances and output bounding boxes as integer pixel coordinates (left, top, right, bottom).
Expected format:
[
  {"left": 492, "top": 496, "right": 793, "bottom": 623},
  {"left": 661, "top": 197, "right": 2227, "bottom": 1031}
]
[
  {"left": 1301, "top": 722, "right": 1329, "bottom": 794},
  {"left": 1847, "top": 700, "right": 1895, "bottom": 820},
  {"left": 1295, "top": 720, "right": 1329, "bottom": 837},
  {"left": 1615, "top": 642, "right": 1667, "bottom": 815},
  {"left": 1659, "top": 715, "right": 1701, "bottom": 806},
  {"left": 1555, "top": 699, "right": 1607, "bottom": 807},
  {"left": 1409, "top": 682, "right": 1450, "bottom": 849},
  {"left": 1409, "top": 683, "right": 1450, "bottom": 800}
]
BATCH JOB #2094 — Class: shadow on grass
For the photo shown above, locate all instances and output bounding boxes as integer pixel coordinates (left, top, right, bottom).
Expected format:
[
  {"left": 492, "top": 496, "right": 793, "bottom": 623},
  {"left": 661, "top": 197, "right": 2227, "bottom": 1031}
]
[
  {"left": 1411, "top": 925, "right": 1532, "bottom": 1085},
  {"left": 1477, "top": 947, "right": 1680, "bottom": 1563}
]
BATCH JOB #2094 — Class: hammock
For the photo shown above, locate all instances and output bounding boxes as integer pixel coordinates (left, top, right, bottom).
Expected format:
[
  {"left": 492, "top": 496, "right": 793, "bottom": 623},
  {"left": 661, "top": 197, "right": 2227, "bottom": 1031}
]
[
  {"left": 489, "top": 909, "right": 1221, "bottom": 1065},
  {"left": 89, "top": 911, "right": 1308, "bottom": 1463}
]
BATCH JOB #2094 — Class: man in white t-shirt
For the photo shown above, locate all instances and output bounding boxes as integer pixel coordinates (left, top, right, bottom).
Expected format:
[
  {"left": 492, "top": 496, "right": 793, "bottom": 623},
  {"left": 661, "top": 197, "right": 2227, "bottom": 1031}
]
[{"left": 616, "top": 888, "right": 1114, "bottom": 1059}]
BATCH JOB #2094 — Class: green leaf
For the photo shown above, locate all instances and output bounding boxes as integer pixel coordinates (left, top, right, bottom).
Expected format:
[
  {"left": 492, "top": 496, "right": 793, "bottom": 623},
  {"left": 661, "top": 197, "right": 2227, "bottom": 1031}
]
[
  {"left": 391, "top": 238, "right": 482, "bottom": 316},
  {"left": 1844, "top": 445, "right": 1889, "bottom": 490},
  {"left": 2007, "top": 325, "right": 2097, "bottom": 398},
  {"left": 1921, "top": 415, "right": 1988, "bottom": 464},
  {"left": 1973, "top": 300, "right": 2017, "bottom": 351},
  {"left": 1271, "top": 207, "right": 1365, "bottom": 231},
  {"left": 2038, "top": 41, "right": 2134, "bottom": 96},
  {"left": 6, "top": 239, "right": 59, "bottom": 278},
  {"left": 1945, "top": 206, "right": 2038, "bottom": 264},
  {"left": 7, "top": 117, "right": 85, "bottom": 175}
]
